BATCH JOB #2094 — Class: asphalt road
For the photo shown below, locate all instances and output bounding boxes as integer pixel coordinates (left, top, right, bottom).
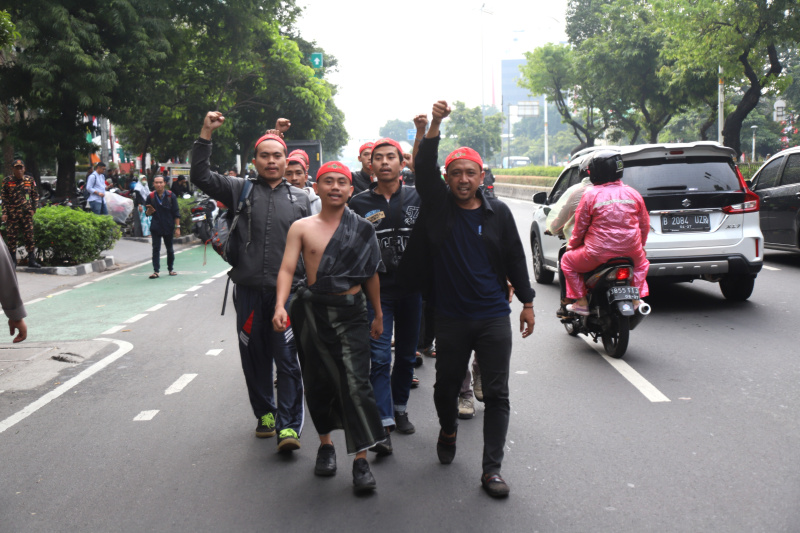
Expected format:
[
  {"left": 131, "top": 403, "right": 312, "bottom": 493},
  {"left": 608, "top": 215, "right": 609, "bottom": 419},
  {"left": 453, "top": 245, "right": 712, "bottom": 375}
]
[{"left": 1, "top": 200, "right": 799, "bottom": 532}]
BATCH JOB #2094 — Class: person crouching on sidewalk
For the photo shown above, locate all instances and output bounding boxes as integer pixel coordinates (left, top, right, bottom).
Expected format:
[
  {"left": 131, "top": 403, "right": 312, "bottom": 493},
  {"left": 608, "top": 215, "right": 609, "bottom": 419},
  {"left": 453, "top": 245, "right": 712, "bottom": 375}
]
[{"left": 145, "top": 175, "right": 181, "bottom": 278}]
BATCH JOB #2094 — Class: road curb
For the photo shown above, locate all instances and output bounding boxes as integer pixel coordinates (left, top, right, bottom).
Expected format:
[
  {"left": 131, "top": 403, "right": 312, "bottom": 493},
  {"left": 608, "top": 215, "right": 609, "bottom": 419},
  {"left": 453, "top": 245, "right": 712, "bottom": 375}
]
[
  {"left": 15, "top": 256, "right": 116, "bottom": 277},
  {"left": 494, "top": 183, "right": 551, "bottom": 201}
]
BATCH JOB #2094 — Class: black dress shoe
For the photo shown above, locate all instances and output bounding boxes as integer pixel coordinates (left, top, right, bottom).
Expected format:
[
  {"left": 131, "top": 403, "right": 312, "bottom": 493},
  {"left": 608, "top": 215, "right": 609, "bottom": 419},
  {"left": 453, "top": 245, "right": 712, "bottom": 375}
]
[
  {"left": 352, "top": 458, "right": 376, "bottom": 493},
  {"left": 369, "top": 432, "right": 392, "bottom": 456},
  {"left": 481, "top": 473, "right": 511, "bottom": 498},
  {"left": 437, "top": 428, "right": 457, "bottom": 465},
  {"left": 314, "top": 444, "right": 337, "bottom": 476}
]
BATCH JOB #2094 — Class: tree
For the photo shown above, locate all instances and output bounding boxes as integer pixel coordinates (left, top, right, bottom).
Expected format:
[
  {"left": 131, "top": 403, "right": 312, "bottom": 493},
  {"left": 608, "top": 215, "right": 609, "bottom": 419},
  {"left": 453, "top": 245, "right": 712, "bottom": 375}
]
[
  {"left": 379, "top": 119, "right": 414, "bottom": 142},
  {"left": 660, "top": 0, "right": 800, "bottom": 155},
  {"left": 518, "top": 43, "right": 607, "bottom": 153},
  {"left": 437, "top": 101, "right": 504, "bottom": 163}
]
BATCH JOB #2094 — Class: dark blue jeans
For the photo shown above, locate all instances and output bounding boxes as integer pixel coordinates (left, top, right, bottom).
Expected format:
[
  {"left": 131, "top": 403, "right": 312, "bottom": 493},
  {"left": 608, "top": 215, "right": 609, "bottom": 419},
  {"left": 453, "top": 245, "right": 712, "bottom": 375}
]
[
  {"left": 367, "top": 292, "right": 423, "bottom": 426},
  {"left": 89, "top": 199, "right": 108, "bottom": 215},
  {"left": 151, "top": 233, "right": 174, "bottom": 273}
]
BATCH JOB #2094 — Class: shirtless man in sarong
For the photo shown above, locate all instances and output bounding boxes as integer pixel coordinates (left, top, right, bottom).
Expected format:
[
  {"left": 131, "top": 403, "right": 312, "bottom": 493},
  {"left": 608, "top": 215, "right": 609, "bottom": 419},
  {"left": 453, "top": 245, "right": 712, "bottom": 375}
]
[{"left": 273, "top": 161, "right": 386, "bottom": 494}]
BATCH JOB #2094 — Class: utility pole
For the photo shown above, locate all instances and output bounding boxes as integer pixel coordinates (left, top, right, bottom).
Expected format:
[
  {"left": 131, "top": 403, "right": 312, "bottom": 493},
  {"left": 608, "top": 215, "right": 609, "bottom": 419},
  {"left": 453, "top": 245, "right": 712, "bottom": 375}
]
[
  {"left": 543, "top": 96, "right": 549, "bottom": 166},
  {"left": 100, "top": 117, "right": 109, "bottom": 164},
  {"left": 718, "top": 66, "right": 725, "bottom": 144}
]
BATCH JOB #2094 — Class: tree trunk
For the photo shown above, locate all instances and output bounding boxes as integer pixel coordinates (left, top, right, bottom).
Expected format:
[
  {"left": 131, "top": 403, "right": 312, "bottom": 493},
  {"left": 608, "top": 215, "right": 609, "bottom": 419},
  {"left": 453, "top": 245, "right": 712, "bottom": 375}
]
[{"left": 55, "top": 150, "right": 77, "bottom": 200}]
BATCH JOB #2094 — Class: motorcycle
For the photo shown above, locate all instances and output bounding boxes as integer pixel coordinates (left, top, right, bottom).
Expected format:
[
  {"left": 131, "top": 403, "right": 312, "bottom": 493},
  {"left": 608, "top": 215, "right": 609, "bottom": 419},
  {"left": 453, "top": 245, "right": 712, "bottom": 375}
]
[
  {"left": 190, "top": 193, "right": 224, "bottom": 243},
  {"left": 560, "top": 256, "right": 651, "bottom": 358}
]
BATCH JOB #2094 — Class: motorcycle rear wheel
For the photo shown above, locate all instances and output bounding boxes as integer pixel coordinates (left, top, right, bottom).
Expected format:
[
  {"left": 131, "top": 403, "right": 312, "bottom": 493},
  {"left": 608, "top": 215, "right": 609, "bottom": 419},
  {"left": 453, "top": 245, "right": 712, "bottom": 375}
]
[
  {"left": 563, "top": 319, "right": 581, "bottom": 337},
  {"left": 602, "top": 315, "right": 630, "bottom": 358}
]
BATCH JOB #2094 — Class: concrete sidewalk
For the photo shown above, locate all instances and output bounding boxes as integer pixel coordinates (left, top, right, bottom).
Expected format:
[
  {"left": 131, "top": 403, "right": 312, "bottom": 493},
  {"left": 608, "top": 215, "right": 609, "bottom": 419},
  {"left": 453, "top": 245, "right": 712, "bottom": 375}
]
[{"left": 12, "top": 236, "right": 200, "bottom": 303}]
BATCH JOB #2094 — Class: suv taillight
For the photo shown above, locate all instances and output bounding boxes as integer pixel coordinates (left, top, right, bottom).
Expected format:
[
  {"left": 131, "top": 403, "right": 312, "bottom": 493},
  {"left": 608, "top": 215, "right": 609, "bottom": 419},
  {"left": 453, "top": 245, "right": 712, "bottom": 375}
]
[{"left": 723, "top": 189, "right": 760, "bottom": 214}]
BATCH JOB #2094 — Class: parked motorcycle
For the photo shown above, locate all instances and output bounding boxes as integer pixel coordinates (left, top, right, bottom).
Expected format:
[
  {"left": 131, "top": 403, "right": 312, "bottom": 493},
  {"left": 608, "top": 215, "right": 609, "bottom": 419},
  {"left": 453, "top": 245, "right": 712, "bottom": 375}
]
[
  {"left": 190, "top": 194, "right": 224, "bottom": 243},
  {"left": 560, "top": 256, "right": 651, "bottom": 358}
]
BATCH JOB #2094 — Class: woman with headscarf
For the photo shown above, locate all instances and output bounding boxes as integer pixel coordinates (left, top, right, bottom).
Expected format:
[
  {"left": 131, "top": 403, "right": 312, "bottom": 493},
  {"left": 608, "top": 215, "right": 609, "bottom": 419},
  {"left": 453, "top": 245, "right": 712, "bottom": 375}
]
[{"left": 133, "top": 175, "right": 152, "bottom": 237}]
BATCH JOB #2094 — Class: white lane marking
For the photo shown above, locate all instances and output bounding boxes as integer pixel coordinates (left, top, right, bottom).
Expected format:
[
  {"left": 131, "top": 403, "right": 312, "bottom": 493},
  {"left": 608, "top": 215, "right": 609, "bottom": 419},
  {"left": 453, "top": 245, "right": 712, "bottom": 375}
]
[
  {"left": 125, "top": 314, "right": 148, "bottom": 324},
  {"left": 93, "top": 244, "right": 200, "bottom": 282},
  {"left": 133, "top": 410, "right": 160, "bottom": 421},
  {"left": 200, "top": 279, "right": 215, "bottom": 284},
  {"left": 165, "top": 374, "right": 198, "bottom": 395},
  {"left": 102, "top": 325, "right": 124, "bottom": 335},
  {"left": 213, "top": 270, "right": 229, "bottom": 278},
  {"left": 74, "top": 282, "right": 93, "bottom": 288},
  {"left": 168, "top": 293, "right": 186, "bottom": 301},
  {"left": 206, "top": 349, "right": 223, "bottom": 356},
  {"left": 48, "top": 289, "right": 72, "bottom": 297},
  {"left": 0, "top": 339, "right": 134, "bottom": 435},
  {"left": 580, "top": 336, "right": 670, "bottom": 403},
  {"left": 23, "top": 297, "right": 45, "bottom": 306},
  {"left": 186, "top": 285, "right": 202, "bottom": 292},
  {"left": 146, "top": 303, "right": 167, "bottom": 312},
  {"left": 763, "top": 265, "right": 780, "bottom": 271}
]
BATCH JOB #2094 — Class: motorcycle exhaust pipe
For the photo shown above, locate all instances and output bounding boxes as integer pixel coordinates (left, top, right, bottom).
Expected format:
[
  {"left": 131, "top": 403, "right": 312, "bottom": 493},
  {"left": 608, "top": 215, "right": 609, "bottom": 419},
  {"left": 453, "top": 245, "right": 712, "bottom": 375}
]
[{"left": 637, "top": 302, "right": 652, "bottom": 316}]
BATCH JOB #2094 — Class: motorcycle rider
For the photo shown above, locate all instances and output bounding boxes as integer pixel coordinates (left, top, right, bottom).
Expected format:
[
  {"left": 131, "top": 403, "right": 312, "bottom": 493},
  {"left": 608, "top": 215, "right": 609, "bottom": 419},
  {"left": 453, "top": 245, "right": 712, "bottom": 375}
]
[{"left": 560, "top": 151, "right": 650, "bottom": 316}]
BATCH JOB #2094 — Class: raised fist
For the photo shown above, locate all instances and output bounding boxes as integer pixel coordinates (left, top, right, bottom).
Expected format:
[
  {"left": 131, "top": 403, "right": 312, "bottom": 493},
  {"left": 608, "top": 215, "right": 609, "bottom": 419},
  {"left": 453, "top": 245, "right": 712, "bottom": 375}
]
[
  {"left": 431, "top": 101, "right": 451, "bottom": 121},
  {"left": 204, "top": 111, "right": 225, "bottom": 131},
  {"left": 275, "top": 118, "right": 291, "bottom": 133},
  {"left": 413, "top": 114, "right": 428, "bottom": 132}
]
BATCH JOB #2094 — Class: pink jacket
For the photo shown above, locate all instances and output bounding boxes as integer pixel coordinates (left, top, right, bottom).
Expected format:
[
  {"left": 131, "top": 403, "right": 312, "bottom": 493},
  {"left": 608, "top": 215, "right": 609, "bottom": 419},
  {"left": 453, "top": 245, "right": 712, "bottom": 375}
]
[{"left": 567, "top": 181, "right": 650, "bottom": 256}]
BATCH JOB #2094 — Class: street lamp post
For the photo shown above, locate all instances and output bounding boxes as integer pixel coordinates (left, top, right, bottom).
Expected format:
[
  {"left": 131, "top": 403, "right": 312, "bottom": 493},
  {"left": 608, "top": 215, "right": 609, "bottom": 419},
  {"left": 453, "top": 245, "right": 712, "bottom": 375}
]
[{"left": 751, "top": 125, "right": 758, "bottom": 162}]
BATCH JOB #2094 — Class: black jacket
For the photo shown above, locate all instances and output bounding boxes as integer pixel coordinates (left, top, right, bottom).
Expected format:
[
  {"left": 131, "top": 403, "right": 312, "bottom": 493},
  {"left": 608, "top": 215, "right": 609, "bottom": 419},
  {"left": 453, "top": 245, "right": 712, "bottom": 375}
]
[
  {"left": 398, "top": 135, "right": 535, "bottom": 304},
  {"left": 190, "top": 138, "right": 310, "bottom": 289},
  {"left": 349, "top": 182, "right": 422, "bottom": 298},
  {"left": 145, "top": 190, "right": 181, "bottom": 236},
  {"left": 351, "top": 169, "right": 372, "bottom": 196}
]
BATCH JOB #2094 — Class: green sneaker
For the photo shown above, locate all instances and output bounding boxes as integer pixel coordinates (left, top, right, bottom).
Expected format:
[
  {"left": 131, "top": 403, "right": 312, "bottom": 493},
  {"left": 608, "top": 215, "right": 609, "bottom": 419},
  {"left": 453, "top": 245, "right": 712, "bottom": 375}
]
[
  {"left": 255, "top": 413, "right": 276, "bottom": 438},
  {"left": 277, "top": 428, "right": 301, "bottom": 452}
]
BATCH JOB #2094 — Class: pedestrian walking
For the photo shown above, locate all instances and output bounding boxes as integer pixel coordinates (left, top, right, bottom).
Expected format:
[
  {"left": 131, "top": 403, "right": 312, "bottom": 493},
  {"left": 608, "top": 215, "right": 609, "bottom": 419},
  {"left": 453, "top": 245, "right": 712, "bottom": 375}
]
[
  {"left": 133, "top": 175, "right": 151, "bottom": 237},
  {"left": 191, "top": 111, "right": 311, "bottom": 452},
  {"left": 1, "top": 233, "right": 27, "bottom": 343},
  {"left": 272, "top": 161, "right": 385, "bottom": 494},
  {"left": 1, "top": 159, "right": 41, "bottom": 268},
  {"left": 349, "top": 137, "right": 424, "bottom": 451},
  {"left": 145, "top": 176, "right": 180, "bottom": 278},
  {"left": 399, "top": 100, "right": 536, "bottom": 498},
  {"left": 87, "top": 162, "right": 108, "bottom": 215}
]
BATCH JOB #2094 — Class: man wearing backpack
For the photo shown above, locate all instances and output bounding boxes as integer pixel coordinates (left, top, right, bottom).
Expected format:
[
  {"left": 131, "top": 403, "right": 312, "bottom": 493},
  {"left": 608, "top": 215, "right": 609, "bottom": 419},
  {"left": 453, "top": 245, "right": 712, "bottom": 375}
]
[
  {"left": 145, "top": 175, "right": 181, "bottom": 278},
  {"left": 191, "top": 111, "right": 311, "bottom": 453}
]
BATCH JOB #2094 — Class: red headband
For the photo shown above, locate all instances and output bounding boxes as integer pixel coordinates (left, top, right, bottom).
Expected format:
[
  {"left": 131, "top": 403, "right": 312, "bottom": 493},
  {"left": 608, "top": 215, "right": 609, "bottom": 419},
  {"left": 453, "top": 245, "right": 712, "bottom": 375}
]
[
  {"left": 316, "top": 161, "right": 352, "bottom": 182},
  {"left": 254, "top": 133, "right": 287, "bottom": 154},
  {"left": 288, "top": 149, "right": 309, "bottom": 165},
  {"left": 287, "top": 156, "right": 307, "bottom": 172},
  {"left": 358, "top": 142, "right": 375, "bottom": 156},
  {"left": 371, "top": 138, "right": 403, "bottom": 159},
  {"left": 445, "top": 146, "right": 483, "bottom": 170}
]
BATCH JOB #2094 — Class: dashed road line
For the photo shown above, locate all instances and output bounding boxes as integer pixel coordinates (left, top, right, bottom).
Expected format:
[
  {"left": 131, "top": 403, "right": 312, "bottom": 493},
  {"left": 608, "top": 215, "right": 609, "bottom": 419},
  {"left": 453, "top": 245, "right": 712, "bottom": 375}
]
[
  {"left": 146, "top": 303, "right": 168, "bottom": 312},
  {"left": 186, "top": 285, "right": 203, "bottom": 292},
  {"left": 102, "top": 325, "right": 125, "bottom": 335},
  {"left": 0, "top": 339, "right": 134, "bottom": 435},
  {"left": 206, "top": 349, "right": 223, "bottom": 356},
  {"left": 168, "top": 294, "right": 186, "bottom": 301},
  {"left": 200, "top": 279, "right": 215, "bottom": 284},
  {"left": 125, "top": 314, "right": 148, "bottom": 324},
  {"left": 165, "top": 374, "right": 198, "bottom": 395},
  {"left": 579, "top": 335, "right": 670, "bottom": 403},
  {"left": 133, "top": 410, "right": 160, "bottom": 421}
]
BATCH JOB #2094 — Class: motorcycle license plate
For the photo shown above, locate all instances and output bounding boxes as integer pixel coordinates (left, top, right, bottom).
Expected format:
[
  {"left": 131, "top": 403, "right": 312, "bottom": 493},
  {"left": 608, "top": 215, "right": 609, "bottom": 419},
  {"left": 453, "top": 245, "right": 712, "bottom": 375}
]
[
  {"left": 191, "top": 214, "right": 206, "bottom": 222},
  {"left": 607, "top": 286, "right": 639, "bottom": 303}
]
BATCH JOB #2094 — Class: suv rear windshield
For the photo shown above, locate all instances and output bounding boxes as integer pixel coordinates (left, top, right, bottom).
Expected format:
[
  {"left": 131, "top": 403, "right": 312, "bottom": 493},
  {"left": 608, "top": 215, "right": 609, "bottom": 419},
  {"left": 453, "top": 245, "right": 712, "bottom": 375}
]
[{"left": 622, "top": 156, "right": 740, "bottom": 195}]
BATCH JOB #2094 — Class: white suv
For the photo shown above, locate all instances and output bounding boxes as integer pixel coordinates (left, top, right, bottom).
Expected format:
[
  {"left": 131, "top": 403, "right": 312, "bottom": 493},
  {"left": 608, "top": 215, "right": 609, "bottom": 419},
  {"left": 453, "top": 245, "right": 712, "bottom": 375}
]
[{"left": 530, "top": 142, "right": 764, "bottom": 301}]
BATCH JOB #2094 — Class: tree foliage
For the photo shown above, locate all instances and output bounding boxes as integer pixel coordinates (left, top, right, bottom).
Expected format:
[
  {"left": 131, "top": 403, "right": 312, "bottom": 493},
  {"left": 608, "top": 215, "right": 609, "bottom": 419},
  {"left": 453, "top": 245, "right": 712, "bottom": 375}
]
[
  {"left": 379, "top": 119, "right": 414, "bottom": 142},
  {"left": 440, "top": 102, "right": 504, "bottom": 163}
]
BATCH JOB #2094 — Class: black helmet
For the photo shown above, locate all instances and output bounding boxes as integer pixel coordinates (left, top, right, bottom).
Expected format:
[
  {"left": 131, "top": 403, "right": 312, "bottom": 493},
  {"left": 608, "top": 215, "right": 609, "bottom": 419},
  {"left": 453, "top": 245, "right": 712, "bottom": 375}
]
[{"left": 586, "top": 150, "right": 623, "bottom": 185}]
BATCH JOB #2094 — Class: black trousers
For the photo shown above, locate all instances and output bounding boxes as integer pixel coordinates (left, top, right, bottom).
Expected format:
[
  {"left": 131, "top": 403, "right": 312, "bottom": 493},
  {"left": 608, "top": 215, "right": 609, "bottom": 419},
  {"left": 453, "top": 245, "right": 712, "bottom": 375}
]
[
  {"left": 433, "top": 313, "right": 512, "bottom": 475},
  {"left": 151, "top": 233, "right": 174, "bottom": 273}
]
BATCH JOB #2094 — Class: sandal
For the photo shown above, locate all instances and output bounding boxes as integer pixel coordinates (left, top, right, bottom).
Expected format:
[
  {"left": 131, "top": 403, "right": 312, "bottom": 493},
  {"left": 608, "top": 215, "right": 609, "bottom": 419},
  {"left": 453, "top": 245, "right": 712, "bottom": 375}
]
[
  {"left": 149, "top": 272, "right": 159, "bottom": 279},
  {"left": 169, "top": 271, "right": 178, "bottom": 276},
  {"left": 566, "top": 303, "right": 590, "bottom": 316}
]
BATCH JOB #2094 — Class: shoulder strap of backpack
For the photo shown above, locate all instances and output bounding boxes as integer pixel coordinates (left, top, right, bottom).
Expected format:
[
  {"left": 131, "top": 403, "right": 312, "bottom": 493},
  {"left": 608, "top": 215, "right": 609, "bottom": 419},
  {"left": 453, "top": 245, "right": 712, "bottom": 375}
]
[
  {"left": 149, "top": 191, "right": 155, "bottom": 199},
  {"left": 234, "top": 179, "right": 254, "bottom": 215}
]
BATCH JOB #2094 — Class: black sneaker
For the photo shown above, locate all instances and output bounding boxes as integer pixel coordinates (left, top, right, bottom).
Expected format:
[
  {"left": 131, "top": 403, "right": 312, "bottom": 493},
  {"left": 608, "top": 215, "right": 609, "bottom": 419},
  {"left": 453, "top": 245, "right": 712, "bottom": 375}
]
[
  {"left": 414, "top": 352, "right": 424, "bottom": 368},
  {"left": 276, "top": 428, "right": 301, "bottom": 452},
  {"left": 352, "top": 458, "right": 376, "bottom": 493},
  {"left": 394, "top": 412, "right": 415, "bottom": 434},
  {"left": 369, "top": 432, "right": 393, "bottom": 456},
  {"left": 481, "top": 473, "right": 511, "bottom": 498},
  {"left": 437, "top": 428, "right": 457, "bottom": 465},
  {"left": 255, "top": 413, "right": 276, "bottom": 438},
  {"left": 314, "top": 444, "right": 337, "bottom": 476}
]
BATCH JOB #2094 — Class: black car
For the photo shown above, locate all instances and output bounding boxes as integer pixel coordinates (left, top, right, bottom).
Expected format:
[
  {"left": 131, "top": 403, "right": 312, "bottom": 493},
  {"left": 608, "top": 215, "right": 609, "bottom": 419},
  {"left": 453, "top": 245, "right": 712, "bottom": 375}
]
[{"left": 749, "top": 146, "right": 800, "bottom": 251}]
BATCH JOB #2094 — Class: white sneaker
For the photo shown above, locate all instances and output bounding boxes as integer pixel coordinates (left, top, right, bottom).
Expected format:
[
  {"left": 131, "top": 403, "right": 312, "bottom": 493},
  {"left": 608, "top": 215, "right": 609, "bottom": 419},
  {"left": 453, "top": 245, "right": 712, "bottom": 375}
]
[
  {"left": 458, "top": 396, "right": 474, "bottom": 419},
  {"left": 473, "top": 374, "right": 484, "bottom": 402}
]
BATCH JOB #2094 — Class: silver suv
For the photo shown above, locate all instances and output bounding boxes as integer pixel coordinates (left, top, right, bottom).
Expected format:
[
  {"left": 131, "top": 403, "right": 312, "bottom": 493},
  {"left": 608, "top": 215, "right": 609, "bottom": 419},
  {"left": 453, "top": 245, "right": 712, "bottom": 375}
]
[{"left": 530, "top": 142, "right": 763, "bottom": 301}]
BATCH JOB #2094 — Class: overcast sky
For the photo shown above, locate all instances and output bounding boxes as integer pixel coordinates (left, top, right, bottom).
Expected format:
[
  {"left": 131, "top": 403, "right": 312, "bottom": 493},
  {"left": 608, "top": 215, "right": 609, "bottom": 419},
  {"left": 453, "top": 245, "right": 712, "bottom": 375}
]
[{"left": 296, "top": 0, "right": 569, "bottom": 160}]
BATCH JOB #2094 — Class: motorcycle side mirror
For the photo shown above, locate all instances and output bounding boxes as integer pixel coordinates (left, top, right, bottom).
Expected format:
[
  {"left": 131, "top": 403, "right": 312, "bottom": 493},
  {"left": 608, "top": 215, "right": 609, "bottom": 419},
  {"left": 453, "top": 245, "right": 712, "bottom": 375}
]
[
  {"left": 543, "top": 207, "right": 551, "bottom": 215},
  {"left": 532, "top": 192, "right": 548, "bottom": 205}
]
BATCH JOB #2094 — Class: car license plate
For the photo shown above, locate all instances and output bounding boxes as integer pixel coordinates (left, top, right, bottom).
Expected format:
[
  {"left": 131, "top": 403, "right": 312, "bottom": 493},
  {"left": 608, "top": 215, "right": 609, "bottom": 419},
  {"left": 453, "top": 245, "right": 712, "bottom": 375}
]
[
  {"left": 661, "top": 213, "right": 710, "bottom": 232},
  {"left": 607, "top": 286, "right": 639, "bottom": 303}
]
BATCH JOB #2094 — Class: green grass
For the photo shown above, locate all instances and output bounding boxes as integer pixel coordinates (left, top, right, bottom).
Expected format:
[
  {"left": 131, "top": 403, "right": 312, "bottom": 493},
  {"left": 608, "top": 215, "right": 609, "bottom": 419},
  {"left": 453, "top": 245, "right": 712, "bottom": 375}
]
[{"left": 496, "top": 165, "right": 564, "bottom": 177}]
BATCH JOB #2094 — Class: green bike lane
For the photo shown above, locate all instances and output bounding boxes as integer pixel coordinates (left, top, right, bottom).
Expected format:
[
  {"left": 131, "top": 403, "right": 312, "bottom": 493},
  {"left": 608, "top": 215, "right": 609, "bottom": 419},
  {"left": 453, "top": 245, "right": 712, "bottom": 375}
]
[{"left": 22, "top": 246, "right": 230, "bottom": 342}]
